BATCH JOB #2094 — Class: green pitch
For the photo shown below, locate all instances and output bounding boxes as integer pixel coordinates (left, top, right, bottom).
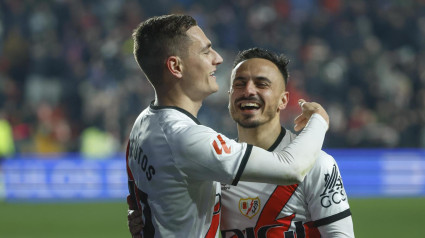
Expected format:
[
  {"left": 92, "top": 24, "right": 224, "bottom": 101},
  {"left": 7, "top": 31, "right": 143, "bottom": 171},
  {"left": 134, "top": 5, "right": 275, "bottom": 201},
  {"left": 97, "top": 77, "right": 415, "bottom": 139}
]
[
  {"left": 349, "top": 197, "right": 425, "bottom": 238},
  {"left": 0, "top": 201, "right": 129, "bottom": 238},
  {"left": 0, "top": 198, "right": 424, "bottom": 237}
]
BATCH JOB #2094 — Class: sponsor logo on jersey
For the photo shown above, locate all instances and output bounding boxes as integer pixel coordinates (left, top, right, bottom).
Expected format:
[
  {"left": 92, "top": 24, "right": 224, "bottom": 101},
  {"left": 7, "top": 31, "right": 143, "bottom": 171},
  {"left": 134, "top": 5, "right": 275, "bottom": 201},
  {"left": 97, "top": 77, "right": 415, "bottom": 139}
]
[
  {"left": 212, "top": 134, "right": 232, "bottom": 155},
  {"left": 221, "top": 183, "right": 231, "bottom": 191},
  {"left": 239, "top": 197, "right": 260, "bottom": 219},
  {"left": 320, "top": 164, "right": 347, "bottom": 208}
]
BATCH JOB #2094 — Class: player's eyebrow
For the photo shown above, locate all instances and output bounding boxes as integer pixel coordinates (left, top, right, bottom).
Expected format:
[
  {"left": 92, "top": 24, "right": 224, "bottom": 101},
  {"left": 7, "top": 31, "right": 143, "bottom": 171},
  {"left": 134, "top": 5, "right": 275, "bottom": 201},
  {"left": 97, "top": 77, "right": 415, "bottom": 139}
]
[
  {"left": 233, "top": 76, "right": 271, "bottom": 83},
  {"left": 233, "top": 76, "right": 247, "bottom": 82},
  {"left": 255, "top": 77, "right": 272, "bottom": 83}
]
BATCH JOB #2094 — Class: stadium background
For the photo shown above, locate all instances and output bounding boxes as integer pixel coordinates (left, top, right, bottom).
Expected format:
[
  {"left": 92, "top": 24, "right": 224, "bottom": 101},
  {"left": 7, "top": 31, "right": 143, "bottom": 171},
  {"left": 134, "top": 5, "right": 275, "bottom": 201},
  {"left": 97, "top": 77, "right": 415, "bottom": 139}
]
[{"left": 0, "top": 0, "right": 424, "bottom": 237}]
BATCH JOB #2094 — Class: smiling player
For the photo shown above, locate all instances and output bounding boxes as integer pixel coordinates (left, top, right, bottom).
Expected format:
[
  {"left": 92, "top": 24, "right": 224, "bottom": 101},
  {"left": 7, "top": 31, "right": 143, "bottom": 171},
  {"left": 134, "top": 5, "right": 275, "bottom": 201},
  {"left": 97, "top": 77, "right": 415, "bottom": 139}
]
[
  {"left": 220, "top": 48, "right": 354, "bottom": 237},
  {"left": 127, "top": 15, "right": 329, "bottom": 237}
]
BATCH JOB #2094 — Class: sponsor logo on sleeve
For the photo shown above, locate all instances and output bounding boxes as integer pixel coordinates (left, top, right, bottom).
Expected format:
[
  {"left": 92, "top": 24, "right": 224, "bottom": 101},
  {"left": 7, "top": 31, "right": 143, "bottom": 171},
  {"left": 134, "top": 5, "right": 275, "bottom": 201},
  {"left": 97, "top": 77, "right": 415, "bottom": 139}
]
[
  {"left": 239, "top": 197, "right": 261, "bottom": 219},
  {"left": 320, "top": 164, "right": 347, "bottom": 208},
  {"left": 212, "top": 134, "right": 231, "bottom": 155}
]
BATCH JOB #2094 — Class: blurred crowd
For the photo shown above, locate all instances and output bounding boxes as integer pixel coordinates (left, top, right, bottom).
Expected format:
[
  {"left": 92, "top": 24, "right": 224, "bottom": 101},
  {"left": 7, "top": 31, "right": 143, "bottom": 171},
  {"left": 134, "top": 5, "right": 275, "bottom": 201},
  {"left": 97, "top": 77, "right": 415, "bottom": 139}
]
[{"left": 1, "top": 0, "right": 425, "bottom": 158}]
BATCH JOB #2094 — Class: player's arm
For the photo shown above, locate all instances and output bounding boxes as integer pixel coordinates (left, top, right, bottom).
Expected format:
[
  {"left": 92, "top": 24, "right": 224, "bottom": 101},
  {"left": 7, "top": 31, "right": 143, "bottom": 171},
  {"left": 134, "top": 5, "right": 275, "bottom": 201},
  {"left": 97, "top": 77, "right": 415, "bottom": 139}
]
[
  {"left": 317, "top": 216, "right": 355, "bottom": 238},
  {"left": 126, "top": 141, "right": 143, "bottom": 238},
  {"left": 240, "top": 100, "right": 329, "bottom": 185},
  {"left": 173, "top": 100, "right": 328, "bottom": 186},
  {"left": 305, "top": 151, "right": 354, "bottom": 237}
]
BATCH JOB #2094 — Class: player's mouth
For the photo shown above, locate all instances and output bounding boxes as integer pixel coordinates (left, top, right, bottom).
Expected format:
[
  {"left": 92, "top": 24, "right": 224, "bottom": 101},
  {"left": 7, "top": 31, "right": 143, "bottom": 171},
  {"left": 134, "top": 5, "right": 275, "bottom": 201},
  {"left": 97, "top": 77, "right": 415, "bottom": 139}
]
[
  {"left": 237, "top": 100, "right": 262, "bottom": 113},
  {"left": 209, "top": 71, "right": 217, "bottom": 79}
]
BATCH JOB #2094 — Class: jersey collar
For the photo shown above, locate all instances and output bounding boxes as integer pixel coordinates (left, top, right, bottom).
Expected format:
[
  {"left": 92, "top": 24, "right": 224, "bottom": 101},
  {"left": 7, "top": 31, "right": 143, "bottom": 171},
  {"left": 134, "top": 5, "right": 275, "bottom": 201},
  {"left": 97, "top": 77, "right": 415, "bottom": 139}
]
[
  {"left": 149, "top": 101, "right": 202, "bottom": 125},
  {"left": 267, "top": 127, "right": 286, "bottom": 151},
  {"left": 236, "top": 126, "right": 286, "bottom": 151}
]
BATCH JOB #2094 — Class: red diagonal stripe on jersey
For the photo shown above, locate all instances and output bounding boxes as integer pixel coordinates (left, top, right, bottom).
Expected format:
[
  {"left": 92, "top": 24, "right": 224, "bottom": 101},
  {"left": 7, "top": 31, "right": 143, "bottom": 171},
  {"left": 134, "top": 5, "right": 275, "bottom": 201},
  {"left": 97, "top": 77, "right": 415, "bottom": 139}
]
[
  {"left": 254, "top": 185, "right": 298, "bottom": 237},
  {"left": 126, "top": 140, "right": 134, "bottom": 180},
  {"left": 303, "top": 221, "right": 321, "bottom": 238},
  {"left": 126, "top": 140, "right": 142, "bottom": 210},
  {"left": 205, "top": 200, "right": 221, "bottom": 238}
]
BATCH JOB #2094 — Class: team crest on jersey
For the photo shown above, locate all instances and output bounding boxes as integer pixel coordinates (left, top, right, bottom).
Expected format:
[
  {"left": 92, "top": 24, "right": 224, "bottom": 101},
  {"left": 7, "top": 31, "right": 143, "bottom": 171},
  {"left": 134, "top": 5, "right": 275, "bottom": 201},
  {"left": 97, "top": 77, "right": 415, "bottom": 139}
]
[
  {"left": 320, "top": 164, "right": 347, "bottom": 208},
  {"left": 239, "top": 197, "right": 261, "bottom": 219}
]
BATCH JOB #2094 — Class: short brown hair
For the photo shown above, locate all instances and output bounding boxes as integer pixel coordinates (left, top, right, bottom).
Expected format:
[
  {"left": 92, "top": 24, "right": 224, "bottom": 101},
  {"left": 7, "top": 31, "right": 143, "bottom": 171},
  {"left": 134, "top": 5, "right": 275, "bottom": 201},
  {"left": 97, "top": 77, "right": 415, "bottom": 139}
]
[{"left": 132, "top": 15, "right": 197, "bottom": 87}]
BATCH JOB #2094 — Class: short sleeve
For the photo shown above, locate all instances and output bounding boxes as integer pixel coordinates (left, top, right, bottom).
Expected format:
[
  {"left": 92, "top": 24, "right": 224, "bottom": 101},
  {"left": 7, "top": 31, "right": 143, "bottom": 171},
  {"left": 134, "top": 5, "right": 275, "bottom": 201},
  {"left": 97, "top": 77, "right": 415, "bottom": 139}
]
[
  {"left": 303, "top": 151, "right": 351, "bottom": 226},
  {"left": 166, "top": 124, "right": 251, "bottom": 185}
]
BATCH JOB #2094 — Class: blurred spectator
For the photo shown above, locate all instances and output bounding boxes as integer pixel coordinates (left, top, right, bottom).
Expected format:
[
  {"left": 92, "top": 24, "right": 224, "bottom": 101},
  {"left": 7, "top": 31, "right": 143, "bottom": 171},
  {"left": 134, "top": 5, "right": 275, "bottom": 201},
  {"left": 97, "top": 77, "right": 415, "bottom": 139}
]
[
  {"left": 0, "top": 116, "right": 15, "bottom": 159},
  {"left": 80, "top": 126, "right": 120, "bottom": 159},
  {"left": 1, "top": 0, "right": 425, "bottom": 155}
]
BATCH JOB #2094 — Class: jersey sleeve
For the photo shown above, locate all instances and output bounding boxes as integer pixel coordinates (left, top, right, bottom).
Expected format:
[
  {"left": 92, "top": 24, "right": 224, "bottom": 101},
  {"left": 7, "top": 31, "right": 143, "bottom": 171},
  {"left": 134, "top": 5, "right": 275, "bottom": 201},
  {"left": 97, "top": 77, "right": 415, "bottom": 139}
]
[
  {"left": 166, "top": 123, "right": 252, "bottom": 185},
  {"left": 303, "top": 151, "right": 352, "bottom": 227},
  {"left": 241, "top": 113, "right": 328, "bottom": 185},
  {"left": 166, "top": 113, "right": 327, "bottom": 186},
  {"left": 317, "top": 216, "right": 355, "bottom": 237}
]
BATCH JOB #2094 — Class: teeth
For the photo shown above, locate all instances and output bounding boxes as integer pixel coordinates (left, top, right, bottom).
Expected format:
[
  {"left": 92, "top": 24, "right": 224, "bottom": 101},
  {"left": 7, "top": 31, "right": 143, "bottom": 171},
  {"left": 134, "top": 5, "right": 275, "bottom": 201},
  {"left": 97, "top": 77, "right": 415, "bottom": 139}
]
[{"left": 241, "top": 102, "right": 260, "bottom": 108}]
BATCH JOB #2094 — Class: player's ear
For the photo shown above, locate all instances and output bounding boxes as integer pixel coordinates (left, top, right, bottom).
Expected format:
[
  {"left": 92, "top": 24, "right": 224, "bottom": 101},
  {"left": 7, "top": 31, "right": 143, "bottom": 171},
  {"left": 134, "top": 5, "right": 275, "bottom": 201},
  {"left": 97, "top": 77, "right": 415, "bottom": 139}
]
[
  {"left": 166, "top": 56, "right": 183, "bottom": 78},
  {"left": 278, "top": 91, "right": 289, "bottom": 111}
]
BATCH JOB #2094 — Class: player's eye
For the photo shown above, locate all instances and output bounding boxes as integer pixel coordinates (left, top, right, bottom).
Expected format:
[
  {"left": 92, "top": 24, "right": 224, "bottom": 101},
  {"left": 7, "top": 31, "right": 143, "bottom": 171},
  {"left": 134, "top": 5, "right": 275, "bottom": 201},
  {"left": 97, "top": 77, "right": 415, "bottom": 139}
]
[
  {"left": 257, "top": 83, "right": 269, "bottom": 88},
  {"left": 233, "top": 82, "right": 245, "bottom": 88}
]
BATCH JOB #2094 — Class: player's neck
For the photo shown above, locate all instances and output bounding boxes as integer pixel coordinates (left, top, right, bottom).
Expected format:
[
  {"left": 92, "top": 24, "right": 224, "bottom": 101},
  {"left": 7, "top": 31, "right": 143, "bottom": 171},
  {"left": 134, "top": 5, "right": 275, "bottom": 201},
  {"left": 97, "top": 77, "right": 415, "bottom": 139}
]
[
  {"left": 237, "top": 119, "right": 282, "bottom": 150},
  {"left": 154, "top": 92, "right": 203, "bottom": 117}
]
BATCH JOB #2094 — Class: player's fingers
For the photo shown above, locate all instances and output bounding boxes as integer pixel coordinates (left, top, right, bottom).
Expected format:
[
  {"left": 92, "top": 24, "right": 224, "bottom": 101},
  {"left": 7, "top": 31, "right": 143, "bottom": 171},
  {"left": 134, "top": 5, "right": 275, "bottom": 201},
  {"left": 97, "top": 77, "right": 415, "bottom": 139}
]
[
  {"left": 133, "top": 216, "right": 143, "bottom": 224},
  {"left": 302, "top": 102, "right": 320, "bottom": 113},
  {"left": 294, "top": 118, "right": 308, "bottom": 132},
  {"left": 131, "top": 209, "right": 143, "bottom": 219},
  {"left": 293, "top": 114, "right": 305, "bottom": 124},
  {"left": 128, "top": 209, "right": 141, "bottom": 219},
  {"left": 129, "top": 224, "right": 143, "bottom": 234},
  {"left": 298, "top": 99, "right": 306, "bottom": 108},
  {"left": 128, "top": 215, "right": 144, "bottom": 227},
  {"left": 309, "top": 103, "right": 329, "bottom": 127},
  {"left": 127, "top": 195, "right": 138, "bottom": 210}
]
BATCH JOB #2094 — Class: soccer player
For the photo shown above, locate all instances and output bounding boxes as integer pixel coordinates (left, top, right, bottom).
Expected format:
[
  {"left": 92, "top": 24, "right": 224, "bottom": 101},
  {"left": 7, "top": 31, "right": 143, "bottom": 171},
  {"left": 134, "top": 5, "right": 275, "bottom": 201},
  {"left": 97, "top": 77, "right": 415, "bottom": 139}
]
[
  {"left": 127, "top": 14, "right": 329, "bottom": 237},
  {"left": 220, "top": 48, "right": 354, "bottom": 237}
]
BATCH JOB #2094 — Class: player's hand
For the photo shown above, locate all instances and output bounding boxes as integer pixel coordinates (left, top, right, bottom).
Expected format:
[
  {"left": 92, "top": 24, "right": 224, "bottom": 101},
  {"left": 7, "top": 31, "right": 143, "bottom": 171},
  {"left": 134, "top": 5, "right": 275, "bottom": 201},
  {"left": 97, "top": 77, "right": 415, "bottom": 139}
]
[
  {"left": 294, "top": 99, "right": 329, "bottom": 132},
  {"left": 128, "top": 209, "right": 144, "bottom": 238}
]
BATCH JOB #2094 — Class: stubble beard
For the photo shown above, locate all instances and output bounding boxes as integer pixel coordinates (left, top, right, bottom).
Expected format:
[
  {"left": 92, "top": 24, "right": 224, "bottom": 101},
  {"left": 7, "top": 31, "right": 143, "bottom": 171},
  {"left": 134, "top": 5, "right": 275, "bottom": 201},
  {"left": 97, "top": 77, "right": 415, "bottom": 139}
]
[
  {"left": 233, "top": 107, "right": 278, "bottom": 129},
  {"left": 233, "top": 114, "right": 262, "bottom": 128}
]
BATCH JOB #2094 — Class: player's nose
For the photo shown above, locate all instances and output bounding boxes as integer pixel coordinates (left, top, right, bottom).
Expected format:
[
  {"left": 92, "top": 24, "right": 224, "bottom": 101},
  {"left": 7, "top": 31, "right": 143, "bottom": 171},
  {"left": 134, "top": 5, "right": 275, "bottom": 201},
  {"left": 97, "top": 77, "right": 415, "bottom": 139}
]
[
  {"left": 212, "top": 49, "right": 223, "bottom": 65},
  {"left": 243, "top": 81, "right": 256, "bottom": 97}
]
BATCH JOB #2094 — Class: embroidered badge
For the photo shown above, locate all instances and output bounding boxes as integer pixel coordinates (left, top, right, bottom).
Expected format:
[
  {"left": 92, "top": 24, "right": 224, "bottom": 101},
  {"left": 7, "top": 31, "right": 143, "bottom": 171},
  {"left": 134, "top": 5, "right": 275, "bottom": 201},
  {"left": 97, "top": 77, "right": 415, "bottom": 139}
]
[{"left": 239, "top": 197, "right": 261, "bottom": 219}]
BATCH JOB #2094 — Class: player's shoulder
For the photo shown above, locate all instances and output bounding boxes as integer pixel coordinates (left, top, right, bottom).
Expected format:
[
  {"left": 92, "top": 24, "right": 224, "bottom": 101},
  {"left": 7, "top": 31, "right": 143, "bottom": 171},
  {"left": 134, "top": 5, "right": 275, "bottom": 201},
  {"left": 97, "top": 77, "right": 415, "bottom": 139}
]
[
  {"left": 286, "top": 129, "right": 337, "bottom": 164},
  {"left": 308, "top": 150, "right": 340, "bottom": 176},
  {"left": 151, "top": 107, "right": 218, "bottom": 143},
  {"left": 130, "top": 106, "right": 206, "bottom": 138},
  {"left": 318, "top": 150, "right": 337, "bottom": 163}
]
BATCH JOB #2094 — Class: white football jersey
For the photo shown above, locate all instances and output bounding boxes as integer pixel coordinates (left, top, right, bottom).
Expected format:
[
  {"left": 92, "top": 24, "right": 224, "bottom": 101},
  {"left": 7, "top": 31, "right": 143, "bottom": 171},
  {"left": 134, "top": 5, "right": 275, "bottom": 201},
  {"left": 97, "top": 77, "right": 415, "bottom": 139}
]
[
  {"left": 127, "top": 104, "right": 252, "bottom": 238},
  {"left": 221, "top": 129, "right": 352, "bottom": 238}
]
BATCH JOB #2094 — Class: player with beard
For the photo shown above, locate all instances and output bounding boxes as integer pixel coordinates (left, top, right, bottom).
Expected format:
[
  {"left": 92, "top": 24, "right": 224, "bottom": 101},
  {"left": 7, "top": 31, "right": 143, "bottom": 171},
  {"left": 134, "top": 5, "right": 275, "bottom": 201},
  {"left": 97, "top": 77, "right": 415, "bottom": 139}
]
[
  {"left": 127, "top": 14, "right": 330, "bottom": 237},
  {"left": 220, "top": 48, "right": 354, "bottom": 237}
]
